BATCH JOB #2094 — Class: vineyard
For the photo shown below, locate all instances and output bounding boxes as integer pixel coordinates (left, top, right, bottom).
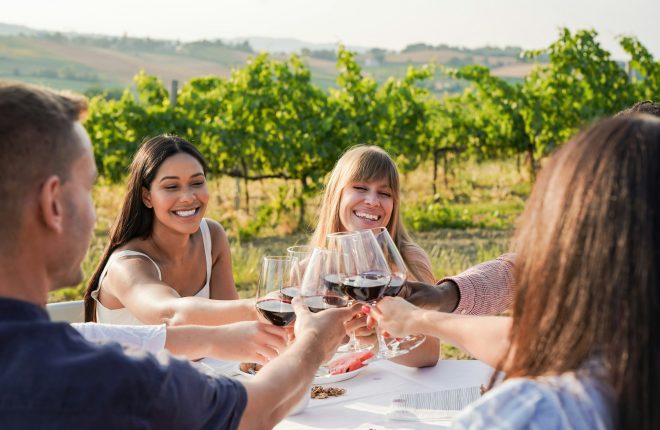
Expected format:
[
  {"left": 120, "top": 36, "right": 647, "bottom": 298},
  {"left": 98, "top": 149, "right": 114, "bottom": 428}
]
[
  {"left": 48, "top": 28, "right": 659, "bottom": 305},
  {"left": 86, "top": 29, "right": 659, "bottom": 222}
]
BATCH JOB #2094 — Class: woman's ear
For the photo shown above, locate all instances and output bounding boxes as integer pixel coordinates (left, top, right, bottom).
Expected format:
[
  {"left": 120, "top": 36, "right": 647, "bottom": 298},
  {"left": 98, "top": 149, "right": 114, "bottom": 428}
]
[{"left": 142, "top": 186, "right": 153, "bottom": 208}]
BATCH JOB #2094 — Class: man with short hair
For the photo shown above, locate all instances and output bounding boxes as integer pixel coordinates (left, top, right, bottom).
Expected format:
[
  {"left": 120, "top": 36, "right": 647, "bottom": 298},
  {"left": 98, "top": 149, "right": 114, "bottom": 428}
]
[{"left": 0, "top": 81, "right": 356, "bottom": 429}]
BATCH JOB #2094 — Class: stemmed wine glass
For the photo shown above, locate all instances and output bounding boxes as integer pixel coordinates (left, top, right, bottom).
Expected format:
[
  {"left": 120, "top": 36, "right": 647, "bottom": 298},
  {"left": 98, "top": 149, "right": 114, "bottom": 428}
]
[
  {"left": 255, "top": 256, "right": 300, "bottom": 327},
  {"left": 371, "top": 226, "right": 426, "bottom": 358},
  {"left": 326, "top": 231, "right": 375, "bottom": 353},
  {"left": 329, "top": 230, "right": 392, "bottom": 354}
]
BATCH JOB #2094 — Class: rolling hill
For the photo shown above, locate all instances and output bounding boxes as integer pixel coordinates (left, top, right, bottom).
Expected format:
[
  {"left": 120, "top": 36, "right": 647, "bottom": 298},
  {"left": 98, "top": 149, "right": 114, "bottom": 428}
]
[{"left": 0, "top": 22, "right": 538, "bottom": 95}]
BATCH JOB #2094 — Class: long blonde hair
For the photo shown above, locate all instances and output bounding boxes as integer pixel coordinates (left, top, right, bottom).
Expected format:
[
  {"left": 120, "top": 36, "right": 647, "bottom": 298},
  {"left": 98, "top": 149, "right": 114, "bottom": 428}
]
[{"left": 310, "top": 145, "right": 434, "bottom": 283}]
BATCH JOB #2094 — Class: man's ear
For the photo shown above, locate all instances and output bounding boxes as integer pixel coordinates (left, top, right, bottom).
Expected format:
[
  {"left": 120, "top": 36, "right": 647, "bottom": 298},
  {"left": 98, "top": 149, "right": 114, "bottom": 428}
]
[
  {"left": 142, "top": 186, "right": 153, "bottom": 208},
  {"left": 39, "top": 175, "right": 64, "bottom": 234}
]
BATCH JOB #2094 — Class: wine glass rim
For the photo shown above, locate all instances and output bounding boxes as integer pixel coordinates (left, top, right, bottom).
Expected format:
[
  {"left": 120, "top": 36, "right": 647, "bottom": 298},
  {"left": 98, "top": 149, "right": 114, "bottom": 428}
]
[
  {"left": 327, "top": 231, "right": 360, "bottom": 238},
  {"left": 262, "top": 255, "right": 296, "bottom": 261},
  {"left": 286, "top": 245, "right": 314, "bottom": 253}
]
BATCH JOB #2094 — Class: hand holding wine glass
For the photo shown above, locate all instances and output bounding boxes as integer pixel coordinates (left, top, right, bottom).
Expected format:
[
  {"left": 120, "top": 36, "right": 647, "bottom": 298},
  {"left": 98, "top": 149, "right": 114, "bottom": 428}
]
[
  {"left": 371, "top": 226, "right": 426, "bottom": 357},
  {"left": 365, "top": 296, "right": 422, "bottom": 338}
]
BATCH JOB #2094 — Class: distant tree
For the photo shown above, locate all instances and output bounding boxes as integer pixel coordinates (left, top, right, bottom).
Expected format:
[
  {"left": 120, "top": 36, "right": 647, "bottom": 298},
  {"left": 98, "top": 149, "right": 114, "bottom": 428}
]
[
  {"left": 233, "top": 40, "right": 254, "bottom": 53},
  {"left": 403, "top": 43, "right": 434, "bottom": 53},
  {"left": 302, "top": 49, "right": 337, "bottom": 61},
  {"left": 369, "top": 48, "right": 387, "bottom": 64}
]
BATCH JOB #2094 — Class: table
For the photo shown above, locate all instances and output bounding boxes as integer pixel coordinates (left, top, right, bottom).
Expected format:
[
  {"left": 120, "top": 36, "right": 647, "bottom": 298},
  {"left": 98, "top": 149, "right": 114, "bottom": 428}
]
[
  {"left": 278, "top": 359, "right": 492, "bottom": 429},
  {"left": 202, "top": 358, "right": 493, "bottom": 430}
]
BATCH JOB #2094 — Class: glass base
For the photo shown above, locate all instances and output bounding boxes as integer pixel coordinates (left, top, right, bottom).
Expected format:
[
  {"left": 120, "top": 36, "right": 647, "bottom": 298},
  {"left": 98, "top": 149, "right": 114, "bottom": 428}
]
[
  {"left": 377, "top": 334, "right": 426, "bottom": 359},
  {"left": 337, "top": 338, "right": 374, "bottom": 353}
]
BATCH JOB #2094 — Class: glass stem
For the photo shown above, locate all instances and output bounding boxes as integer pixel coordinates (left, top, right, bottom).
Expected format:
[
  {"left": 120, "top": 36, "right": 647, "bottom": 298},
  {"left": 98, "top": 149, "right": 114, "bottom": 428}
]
[{"left": 372, "top": 300, "right": 389, "bottom": 354}]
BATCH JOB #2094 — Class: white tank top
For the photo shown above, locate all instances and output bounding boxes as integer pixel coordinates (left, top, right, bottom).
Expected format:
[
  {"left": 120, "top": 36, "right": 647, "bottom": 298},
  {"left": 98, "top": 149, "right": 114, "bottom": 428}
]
[{"left": 92, "top": 219, "right": 213, "bottom": 325}]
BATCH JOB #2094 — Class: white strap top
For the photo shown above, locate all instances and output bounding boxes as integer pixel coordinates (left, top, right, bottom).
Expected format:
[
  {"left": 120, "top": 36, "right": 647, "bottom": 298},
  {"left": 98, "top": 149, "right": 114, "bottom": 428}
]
[{"left": 92, "top": 219, "right": 213, "bottom": 325}]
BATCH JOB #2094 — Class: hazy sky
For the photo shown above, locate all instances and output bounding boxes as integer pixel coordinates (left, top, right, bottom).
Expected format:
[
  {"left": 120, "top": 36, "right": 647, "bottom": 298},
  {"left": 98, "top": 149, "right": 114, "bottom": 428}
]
[{"left": 3, "top": 0, "right": 659, "bottom": 58}]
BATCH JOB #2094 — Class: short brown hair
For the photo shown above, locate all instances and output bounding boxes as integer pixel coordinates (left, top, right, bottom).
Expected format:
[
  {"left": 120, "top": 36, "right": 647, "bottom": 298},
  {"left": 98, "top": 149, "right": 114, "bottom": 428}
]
[{"left": 0, "top": 81, "right": 87, "bottom": 244}]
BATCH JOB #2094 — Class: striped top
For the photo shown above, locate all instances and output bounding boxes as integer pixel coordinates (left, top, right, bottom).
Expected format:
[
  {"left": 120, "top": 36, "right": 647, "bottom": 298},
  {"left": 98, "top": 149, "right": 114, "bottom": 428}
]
[
  {"left": 443, "top": 253, "right": 516, "bottom": 315},
  {"left": 453, "top": 372, "right": 613, "bottom": 430}
]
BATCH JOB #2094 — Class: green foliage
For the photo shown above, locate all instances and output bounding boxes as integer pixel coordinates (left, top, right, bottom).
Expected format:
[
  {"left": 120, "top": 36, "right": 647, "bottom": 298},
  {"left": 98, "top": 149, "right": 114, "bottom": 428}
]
[
  {"left": 403, "top": 199, "right": 524, "bottom": 231},
  {"left": 84, "top": 28, "right": 658, "bottom": 219},
  {"left": 443, "top": 28, "right": 659, "bottom": 178}
]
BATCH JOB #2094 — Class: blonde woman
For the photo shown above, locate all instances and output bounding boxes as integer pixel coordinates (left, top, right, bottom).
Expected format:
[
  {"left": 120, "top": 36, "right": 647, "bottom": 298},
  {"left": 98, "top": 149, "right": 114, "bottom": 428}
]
[
  {"left": 310, "top": 145, "right": 439, "bottom": 367},
  {"left": 311, "top": 145, "right": 435, "bottom": 283}
]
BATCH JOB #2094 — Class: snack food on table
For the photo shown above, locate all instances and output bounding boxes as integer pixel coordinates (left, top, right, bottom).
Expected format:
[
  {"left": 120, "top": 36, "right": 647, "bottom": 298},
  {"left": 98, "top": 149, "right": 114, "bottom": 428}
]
[
  {"left": 239, "top": 362, "right": 263, "bottom": 375},
  {"left": 327, "top": 351, "right": 374, "bottom": 375},
  {"left": 311, "top": 386, "right": 346, "bottom": 399}
]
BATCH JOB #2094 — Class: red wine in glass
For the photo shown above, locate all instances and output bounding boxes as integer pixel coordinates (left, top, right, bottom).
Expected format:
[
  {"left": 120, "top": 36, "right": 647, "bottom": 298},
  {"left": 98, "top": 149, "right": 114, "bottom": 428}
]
[
  {"left": 281, "top": 286, "right": 300, "bottom": 300},
  {"left": 303, "top": 295, "right": 349, "bottom": 313},
  {"left": 383, "top": 275, "right": 405, "bottom": 297},
  {"left": 323, "top": 274, "right": 343, "bottom": 296},
  {"left": 256, "top": 299, "right": 295, "bottom": 326},
  {"left": 341, "top": 271, "right": 389, "bottom": 303}
]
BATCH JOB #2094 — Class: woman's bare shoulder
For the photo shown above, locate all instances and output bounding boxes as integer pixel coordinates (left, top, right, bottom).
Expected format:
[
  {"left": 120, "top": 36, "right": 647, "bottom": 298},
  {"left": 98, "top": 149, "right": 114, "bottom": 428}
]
[
  {"left": 107, "top": 240, "right": 160, "bottom": 281},
  {"left": 204, "top": 218, "right": 230, "bottom": 260}
]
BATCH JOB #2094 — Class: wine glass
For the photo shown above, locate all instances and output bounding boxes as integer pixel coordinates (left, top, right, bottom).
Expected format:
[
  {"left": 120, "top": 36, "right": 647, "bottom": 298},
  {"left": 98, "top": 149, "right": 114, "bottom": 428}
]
[
  {"left": 326, "top": 231, "right": 375, "bottom": 353},
  {"left": 371, "top": 227, "right": 426, "bottom": 358},
  {"left": 255, "top": 256, "right": 299, "bottom": 327},
  {"left": 329, "top": 230, "right": 392, "bottom": 353},
  {"left": 284, "top": 245, "right": 314, "bottom": 299},
  {"left": 299, "top": 247, "right": 349, "bottom": 312},
  {"left": 287, "top": 245, "right": 314, "bottom": 266}
]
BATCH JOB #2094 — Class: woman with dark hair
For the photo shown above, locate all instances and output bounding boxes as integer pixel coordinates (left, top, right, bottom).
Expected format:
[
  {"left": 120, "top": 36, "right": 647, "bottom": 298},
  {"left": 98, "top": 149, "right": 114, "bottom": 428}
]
[
  {"left": 83, "top": 135, "right": 287, "bottom": 360},
  {"left": 368, "top": 115, "right": 660, "bottom": 429}
]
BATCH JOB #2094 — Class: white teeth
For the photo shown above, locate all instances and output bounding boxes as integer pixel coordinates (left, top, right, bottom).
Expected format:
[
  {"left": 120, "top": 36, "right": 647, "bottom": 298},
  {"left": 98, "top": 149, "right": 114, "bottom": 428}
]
[
  {"left": 175, "top": 209, "right": 196, "bottom": 217},
  {"left": 355, "top": 211, "right": 380, "bottom": 221}
]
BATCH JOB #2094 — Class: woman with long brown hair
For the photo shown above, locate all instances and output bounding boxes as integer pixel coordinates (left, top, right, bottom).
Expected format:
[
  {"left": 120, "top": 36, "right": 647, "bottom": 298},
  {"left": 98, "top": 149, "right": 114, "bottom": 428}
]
[
  {"left": 369, "top": 115, "right": 660, "bottom": 429},
  {"left": 83, "top": 135, "right": 287, "bottom": 361}
]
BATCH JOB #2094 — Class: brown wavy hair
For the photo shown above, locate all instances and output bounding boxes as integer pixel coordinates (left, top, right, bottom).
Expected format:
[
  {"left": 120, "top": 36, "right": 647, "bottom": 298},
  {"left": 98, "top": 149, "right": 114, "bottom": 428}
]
[
  {"left": 83, "top": 135, "right": 207, "bottom": 321},
  {"left": 504, "top": 114, "right": 660, "bottom": 429}
]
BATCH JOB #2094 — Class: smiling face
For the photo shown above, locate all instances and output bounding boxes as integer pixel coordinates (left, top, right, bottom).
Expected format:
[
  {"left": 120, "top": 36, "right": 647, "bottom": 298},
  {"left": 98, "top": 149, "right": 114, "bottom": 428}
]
[
  {"left": 338, "top": 177, "right": 394, "bottom": 232},
  {"left": 142, "top": 152, "right": 209, "bottom": 235}
]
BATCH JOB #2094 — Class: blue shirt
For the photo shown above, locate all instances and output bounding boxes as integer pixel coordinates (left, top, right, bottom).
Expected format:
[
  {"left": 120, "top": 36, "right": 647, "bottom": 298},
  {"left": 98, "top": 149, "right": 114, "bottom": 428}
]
[
  {"left": 453, "top": 373, "right": 614, "bottom": 430},
  {"left": 0, "top": 298, "right": 247, "bottom": 430}
]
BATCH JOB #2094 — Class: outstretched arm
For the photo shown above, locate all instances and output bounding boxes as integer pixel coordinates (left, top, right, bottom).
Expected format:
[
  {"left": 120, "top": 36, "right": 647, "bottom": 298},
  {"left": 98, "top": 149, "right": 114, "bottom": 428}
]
[
  {"left": 73, "top": 321, "right": 288, "bottom": 363},
  {"left": 99, "top": 256, "right": 257, "bottom": 326},
  {"left": 402, "top": 254, "right": 516, "bottom": 316},
  {"left": 367, "top": 297, "right": 511, "bottom": 368}
]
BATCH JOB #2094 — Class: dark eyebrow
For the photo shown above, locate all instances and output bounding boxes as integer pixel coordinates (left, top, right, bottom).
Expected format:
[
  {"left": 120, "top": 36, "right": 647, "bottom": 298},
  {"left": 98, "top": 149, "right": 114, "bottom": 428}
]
[{"left": 159, "top": 172, "right": 205, "bottom": 183}]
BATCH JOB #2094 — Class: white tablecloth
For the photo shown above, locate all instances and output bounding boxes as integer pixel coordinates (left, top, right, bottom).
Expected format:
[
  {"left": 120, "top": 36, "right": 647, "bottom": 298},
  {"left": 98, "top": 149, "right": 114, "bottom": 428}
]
[
  {"left": 202, "top": 358, "right": 493, "bottom": 430},
  {"left": 278, "top": 359, "right": 492, "bottom": 429}
]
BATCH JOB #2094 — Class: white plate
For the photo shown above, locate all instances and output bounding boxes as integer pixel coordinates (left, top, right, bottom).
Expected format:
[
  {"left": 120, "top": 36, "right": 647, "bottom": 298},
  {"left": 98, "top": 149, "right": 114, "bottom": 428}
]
[{"left": 236, "top": 363, "right": 366, "bottom": 384}]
